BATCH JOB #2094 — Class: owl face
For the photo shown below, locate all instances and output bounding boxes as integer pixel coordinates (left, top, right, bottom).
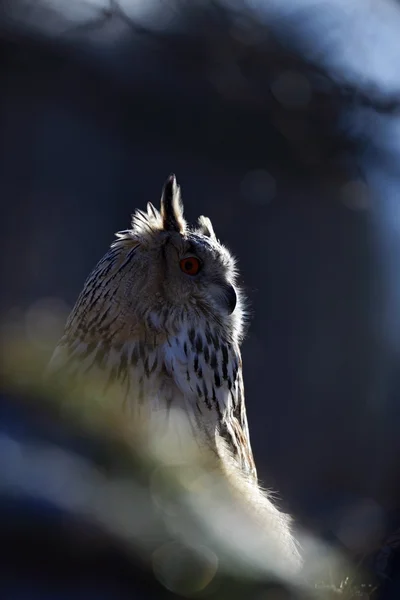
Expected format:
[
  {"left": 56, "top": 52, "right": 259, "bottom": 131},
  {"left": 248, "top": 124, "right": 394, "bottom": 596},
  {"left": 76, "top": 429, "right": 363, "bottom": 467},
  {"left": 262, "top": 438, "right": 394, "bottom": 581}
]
[
  {"left": 111, "top": 175, "right": 243, "bottom": 336},
  {"left": 146, "top": 227, "right": 237, "bottom": 315}
]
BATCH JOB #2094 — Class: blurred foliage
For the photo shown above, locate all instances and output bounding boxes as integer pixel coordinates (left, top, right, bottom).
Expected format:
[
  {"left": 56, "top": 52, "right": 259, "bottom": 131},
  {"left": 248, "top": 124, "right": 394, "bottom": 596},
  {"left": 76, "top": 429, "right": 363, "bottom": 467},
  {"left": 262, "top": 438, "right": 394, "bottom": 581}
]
[{"left": 0, "top": 310, "right": 377, "bottom": 599}]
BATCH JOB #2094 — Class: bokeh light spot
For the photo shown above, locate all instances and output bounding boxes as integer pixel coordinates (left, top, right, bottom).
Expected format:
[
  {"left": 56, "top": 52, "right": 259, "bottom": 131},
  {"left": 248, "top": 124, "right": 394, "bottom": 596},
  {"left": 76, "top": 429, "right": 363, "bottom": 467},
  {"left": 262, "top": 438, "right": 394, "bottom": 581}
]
[
  {"left": 271, "top": 71, "right": 312, "bottom": 109},
  {"left": 336, "top": 498, "right": 384, "bottom": 553},
  {"left": 25, "top": 297, "right": 70, "bottom": 350},
  {"left": 340, "top": 180, "right": 371, "bottom": 210},
  {"left": 241, "top": 169, "right": 276, "bottom": 205},
  {"left": 152, "top": 541, "right": 218, "bottom": 596}
]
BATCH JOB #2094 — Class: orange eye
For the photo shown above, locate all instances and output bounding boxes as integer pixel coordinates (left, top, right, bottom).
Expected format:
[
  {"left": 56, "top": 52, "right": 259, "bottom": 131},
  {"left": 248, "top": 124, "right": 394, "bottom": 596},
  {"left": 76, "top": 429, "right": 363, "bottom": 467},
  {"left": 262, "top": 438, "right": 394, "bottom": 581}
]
[{"left": 180, "top": 256, "right": 201, "bottom": 276}]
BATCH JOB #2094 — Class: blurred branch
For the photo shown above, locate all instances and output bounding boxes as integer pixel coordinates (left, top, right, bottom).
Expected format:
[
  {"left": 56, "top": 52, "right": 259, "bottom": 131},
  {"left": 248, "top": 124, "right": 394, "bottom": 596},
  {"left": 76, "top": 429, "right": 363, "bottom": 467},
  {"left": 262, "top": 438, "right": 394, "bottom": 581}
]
[
  {"left": 57, "top": 0, "right": 400, "bottom": 117},
  {"left": 0, "top": 329, "right": 376, "bottom": 599},
  {"left": 1, "top": 0, "right": 399, "bottom": 178}
]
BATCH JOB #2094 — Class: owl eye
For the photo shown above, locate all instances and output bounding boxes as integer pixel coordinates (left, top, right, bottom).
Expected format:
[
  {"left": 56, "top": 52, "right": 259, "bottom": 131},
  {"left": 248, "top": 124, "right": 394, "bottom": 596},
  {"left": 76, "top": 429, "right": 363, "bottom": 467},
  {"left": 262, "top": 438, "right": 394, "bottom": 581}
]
[{"left": 180, "top": 256, "right": 201, "bottom": 276}]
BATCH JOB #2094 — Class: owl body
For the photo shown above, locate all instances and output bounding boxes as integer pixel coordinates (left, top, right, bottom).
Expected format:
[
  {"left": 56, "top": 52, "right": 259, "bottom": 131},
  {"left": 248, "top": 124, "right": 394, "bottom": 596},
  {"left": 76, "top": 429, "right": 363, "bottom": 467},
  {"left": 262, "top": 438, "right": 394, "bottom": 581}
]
[{"left": 49, "top": 175, "right": 301, "bottom": 571}]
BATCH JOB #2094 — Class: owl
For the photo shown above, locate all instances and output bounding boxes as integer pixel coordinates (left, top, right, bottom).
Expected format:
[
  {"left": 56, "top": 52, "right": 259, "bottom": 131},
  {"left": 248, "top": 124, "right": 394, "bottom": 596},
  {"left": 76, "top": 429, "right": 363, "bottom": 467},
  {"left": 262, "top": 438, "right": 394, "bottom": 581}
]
[{"left": 48, "top": 175, "right": 301, "bottom": 569}]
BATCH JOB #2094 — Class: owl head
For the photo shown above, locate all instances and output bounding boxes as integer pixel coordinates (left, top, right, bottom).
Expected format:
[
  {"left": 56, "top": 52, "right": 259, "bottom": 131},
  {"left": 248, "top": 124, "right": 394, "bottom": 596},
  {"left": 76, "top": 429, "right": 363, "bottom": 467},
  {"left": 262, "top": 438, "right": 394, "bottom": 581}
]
[{"left": 107, "top": 174, "right": 244, "bottom": 339}]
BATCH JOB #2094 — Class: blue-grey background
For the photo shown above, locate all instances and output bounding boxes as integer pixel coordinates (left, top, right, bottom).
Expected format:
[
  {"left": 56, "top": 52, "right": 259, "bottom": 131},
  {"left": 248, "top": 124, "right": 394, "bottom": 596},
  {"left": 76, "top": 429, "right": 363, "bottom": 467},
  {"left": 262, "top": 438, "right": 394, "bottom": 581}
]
[{"left": 2, "top": 0, "right": 400, "bottom": 561}]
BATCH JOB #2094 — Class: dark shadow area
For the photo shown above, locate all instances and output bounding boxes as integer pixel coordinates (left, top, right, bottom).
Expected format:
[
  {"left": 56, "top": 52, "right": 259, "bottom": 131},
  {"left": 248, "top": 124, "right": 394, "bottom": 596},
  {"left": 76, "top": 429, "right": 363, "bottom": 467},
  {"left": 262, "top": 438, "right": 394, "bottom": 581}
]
[{"left": 2, "top": 1, "right": 400, "bottom": 597}]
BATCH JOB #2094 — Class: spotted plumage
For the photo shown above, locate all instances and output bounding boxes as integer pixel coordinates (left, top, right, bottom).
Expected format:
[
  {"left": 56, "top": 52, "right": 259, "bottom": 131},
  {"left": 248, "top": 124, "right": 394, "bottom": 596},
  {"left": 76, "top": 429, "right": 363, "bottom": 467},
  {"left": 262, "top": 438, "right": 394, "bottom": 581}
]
[
  {"left": 48, "top": 174, "right": 302, "bottom": 569},
  {"left": 48, "top": 175, "right": 256, "bottom": 478}
]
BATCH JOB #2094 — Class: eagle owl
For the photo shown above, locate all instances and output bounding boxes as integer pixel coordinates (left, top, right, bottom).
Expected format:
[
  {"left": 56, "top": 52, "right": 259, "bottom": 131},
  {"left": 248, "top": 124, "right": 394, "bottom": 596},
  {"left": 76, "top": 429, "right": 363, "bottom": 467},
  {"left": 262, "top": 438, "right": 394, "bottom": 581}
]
[{"left": 48, "top": 175, "right": 301, "bottom": 569}]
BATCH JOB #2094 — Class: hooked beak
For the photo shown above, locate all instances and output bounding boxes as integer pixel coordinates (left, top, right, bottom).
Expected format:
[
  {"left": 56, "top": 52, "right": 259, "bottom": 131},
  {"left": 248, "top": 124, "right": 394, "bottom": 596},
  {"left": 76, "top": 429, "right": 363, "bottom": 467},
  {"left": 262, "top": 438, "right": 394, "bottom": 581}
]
[{"left": 222, "top": 283, "right": 237, "bottom": 314}]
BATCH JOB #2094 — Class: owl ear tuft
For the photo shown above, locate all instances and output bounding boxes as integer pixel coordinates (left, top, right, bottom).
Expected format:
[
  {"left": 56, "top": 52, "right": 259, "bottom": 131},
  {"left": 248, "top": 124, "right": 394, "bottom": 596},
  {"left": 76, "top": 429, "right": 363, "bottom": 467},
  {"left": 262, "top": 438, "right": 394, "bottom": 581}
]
[
  {"left": 197, "top": 215, "right": 216, "bottom": 239},
  {"left": 160, "top": 174, "right": 186, "bottom": 233},
  {"left": 147, "top": 202, "right": 159, "bottom": 219}
]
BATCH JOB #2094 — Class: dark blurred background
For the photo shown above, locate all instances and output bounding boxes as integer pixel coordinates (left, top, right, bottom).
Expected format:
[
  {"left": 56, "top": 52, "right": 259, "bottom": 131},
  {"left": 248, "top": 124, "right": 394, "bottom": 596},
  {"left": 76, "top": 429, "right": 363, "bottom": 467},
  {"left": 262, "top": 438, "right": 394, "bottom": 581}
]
[{"left": 2, "top": 0, "right": 400, "bottom": 596}]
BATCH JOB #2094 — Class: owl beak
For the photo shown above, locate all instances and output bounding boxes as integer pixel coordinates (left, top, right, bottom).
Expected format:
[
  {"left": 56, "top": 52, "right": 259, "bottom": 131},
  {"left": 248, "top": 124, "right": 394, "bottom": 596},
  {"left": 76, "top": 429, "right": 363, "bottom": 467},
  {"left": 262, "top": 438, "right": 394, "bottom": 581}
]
[{"left": 223, "top": 284, "right": 237, "bottom": 314}]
